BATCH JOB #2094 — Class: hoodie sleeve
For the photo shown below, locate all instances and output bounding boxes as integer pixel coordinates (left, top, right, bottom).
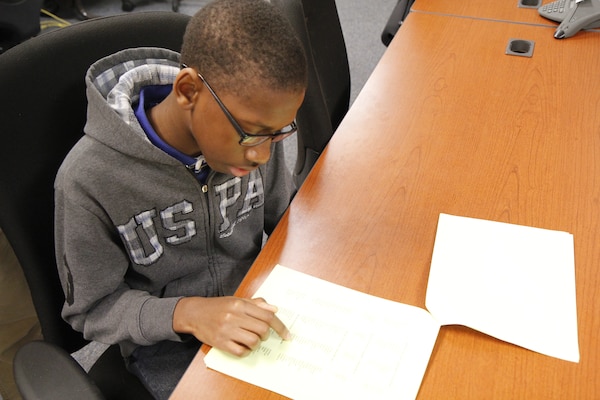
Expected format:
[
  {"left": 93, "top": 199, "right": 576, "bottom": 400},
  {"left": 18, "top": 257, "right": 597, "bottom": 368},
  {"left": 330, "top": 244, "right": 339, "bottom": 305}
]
[{"left": 54, "top": 176, "right": 182, "bottom": 349}]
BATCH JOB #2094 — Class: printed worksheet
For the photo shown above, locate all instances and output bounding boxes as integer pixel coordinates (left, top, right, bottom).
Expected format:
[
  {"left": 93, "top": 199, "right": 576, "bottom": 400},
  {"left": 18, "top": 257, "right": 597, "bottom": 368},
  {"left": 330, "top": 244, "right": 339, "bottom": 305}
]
[{"left": 204, "top": 265, "right": 440, "bottom": 400}]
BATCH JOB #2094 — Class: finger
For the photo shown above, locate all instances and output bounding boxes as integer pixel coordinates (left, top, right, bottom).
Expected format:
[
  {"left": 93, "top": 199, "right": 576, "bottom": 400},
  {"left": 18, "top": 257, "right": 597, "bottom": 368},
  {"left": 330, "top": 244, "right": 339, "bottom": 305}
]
[
  {"left": 230, "top": 327, "right": 263, "bottom": 353},
  {"left": 249, "top": 298, "right": 291, "bottom": 340},
  {"left": 269, "top": 313, "right": 291, "bottom": 341},
  {"left": 221, "top": 339, "right": 253, "bottom": 357},
  {"left": 251, "top": 297, "right": 278, "bottom": 312}
]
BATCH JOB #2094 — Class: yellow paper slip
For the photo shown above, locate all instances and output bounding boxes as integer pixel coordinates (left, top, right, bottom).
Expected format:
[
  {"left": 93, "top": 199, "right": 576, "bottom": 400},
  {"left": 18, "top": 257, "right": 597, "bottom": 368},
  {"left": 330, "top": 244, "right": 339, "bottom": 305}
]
[{"left": 204, "top": 265, "right": 439, "bottom": 400}]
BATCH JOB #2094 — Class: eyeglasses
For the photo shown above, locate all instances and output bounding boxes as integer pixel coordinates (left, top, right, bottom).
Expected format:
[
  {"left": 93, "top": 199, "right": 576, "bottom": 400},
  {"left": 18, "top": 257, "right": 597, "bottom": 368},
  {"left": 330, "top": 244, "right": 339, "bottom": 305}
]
[{"left": 181, "top": 64, "right": 297, "bottom": 147}]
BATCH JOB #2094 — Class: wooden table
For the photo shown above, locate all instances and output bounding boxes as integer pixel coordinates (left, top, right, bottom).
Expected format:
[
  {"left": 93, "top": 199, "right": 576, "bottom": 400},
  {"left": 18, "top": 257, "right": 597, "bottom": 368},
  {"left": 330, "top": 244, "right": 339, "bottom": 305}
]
[
  {"left": 171, "top": 11, "right": 600, "bottom": 400},
  {"left": 412, "top": 0, "right": 557, "bottom": 26}
]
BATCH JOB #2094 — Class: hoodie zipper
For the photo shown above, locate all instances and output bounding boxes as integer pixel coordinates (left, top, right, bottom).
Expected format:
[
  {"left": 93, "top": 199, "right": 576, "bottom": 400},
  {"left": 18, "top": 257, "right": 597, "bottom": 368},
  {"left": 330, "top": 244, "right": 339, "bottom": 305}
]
[{"left": 195, "top": 170, "right": 224, "bottom": 297}]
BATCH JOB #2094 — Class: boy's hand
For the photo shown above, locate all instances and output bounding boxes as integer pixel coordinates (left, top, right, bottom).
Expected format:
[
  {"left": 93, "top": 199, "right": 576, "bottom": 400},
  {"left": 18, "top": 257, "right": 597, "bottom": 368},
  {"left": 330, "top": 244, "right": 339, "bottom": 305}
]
[{"left": 173, "top": 296, "right": 290, "bottom": 357}]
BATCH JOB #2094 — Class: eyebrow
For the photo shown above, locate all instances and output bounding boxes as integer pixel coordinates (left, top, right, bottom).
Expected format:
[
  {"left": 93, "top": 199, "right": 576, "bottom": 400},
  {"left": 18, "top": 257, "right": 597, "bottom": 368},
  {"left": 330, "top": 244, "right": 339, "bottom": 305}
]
[{"left": 238, "top": 118, "right": 291, "bottom": 134}]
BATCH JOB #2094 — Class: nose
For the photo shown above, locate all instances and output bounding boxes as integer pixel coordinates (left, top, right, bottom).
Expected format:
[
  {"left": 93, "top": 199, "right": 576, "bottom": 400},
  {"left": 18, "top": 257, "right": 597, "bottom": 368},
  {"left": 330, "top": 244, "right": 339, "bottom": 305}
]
[{"left": 244, "top": 141, "right": 272, "bottom": 166}]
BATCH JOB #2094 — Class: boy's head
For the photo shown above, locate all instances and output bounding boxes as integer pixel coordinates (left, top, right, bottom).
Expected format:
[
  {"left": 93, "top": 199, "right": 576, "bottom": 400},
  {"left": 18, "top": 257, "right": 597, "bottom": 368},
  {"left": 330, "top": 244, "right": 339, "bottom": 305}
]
[
  {"left": 180, "top": 0, "right": 307, "bottom": 99},
  {"left": 168, "top": 0, "right": 308, "bottom": 176}
]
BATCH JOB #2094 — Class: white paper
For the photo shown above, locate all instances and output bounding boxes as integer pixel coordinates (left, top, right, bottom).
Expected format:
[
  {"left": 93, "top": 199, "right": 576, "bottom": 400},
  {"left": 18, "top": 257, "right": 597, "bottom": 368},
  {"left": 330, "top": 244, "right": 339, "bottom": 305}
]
[
  {"left": 204, "top": 214, "right": 579, "bottom": 399},
  {"left": 426, "top": 213, "right": 579, "bottom": 362},
  {"left": 204, "top": 265, "right": 440, "bottom": 400}
]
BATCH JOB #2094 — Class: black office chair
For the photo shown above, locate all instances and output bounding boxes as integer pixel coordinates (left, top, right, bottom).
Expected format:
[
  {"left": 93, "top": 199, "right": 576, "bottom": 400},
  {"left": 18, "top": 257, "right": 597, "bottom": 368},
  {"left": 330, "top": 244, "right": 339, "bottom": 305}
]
[
  {"left": 0, "top": 0, "right": 43, "bottom": 53},
  {"left": 121, "top": 0, "right": 180, "bottom": 14},
  {"left": 381, "top": 0, "right": 415, "bottom": 46},
  {"left": 275, "top": 0, "right": 350, "bottom": 187},
  {"left": 0, "top": 12, "right": 191, "bottom": 400}
]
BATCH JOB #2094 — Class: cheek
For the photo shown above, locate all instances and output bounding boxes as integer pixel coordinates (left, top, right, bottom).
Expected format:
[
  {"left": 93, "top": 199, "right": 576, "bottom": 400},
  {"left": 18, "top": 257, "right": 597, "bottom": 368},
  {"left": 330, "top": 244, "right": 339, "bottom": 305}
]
[
  {"left": 193, "top": 127, "right": 246, "bottom": 170},
  {"left": 191, "top": 110, "right": 224, "bottom": 151}
]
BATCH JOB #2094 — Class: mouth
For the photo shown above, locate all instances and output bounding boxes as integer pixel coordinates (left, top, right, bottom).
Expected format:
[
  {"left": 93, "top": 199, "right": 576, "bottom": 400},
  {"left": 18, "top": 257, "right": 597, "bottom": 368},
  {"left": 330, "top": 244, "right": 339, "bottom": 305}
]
[{"left": 228, "top": 166, "right": 254, "bottom": 177}]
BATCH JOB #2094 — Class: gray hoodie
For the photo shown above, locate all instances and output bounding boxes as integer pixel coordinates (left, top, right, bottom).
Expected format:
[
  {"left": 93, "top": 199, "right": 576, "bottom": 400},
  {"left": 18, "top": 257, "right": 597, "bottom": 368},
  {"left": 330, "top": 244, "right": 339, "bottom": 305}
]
[{"left": 54, "top": 47, "right": 294, "bottom": 356}]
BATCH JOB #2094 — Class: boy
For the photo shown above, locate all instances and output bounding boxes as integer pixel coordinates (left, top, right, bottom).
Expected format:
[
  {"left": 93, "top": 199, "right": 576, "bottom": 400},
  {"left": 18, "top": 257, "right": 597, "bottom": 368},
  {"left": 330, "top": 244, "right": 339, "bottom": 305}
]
[{"left": 54, "top": 0, "right": 308, "bottom": 398}]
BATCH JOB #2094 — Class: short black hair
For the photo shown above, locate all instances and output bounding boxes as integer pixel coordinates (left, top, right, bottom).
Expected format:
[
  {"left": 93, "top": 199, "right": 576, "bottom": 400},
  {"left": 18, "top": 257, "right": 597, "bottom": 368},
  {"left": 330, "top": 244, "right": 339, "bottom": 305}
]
[{"left": 181, "top": 0, "right": 308, "bottom": 98}]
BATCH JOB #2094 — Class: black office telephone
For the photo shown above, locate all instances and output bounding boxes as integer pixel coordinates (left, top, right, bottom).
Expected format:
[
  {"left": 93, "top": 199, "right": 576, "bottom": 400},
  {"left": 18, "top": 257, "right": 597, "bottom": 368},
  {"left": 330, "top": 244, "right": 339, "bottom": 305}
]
[{"left": 539, "top": 0, "right": 600, "bottom": 38}]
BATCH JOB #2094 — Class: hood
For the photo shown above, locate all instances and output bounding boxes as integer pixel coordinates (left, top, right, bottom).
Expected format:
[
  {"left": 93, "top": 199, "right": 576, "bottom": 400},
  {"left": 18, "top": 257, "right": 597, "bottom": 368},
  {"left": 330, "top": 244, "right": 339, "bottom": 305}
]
[{"left": 83, "top": 47, "right": 182, "bottom": 165}]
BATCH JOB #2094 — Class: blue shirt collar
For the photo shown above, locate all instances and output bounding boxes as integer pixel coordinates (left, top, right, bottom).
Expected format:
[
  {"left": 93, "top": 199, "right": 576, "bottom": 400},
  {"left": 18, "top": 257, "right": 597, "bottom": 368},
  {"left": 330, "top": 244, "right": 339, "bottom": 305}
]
[{"left": 134, "top": 85, "right": 210, "bottom": 183}]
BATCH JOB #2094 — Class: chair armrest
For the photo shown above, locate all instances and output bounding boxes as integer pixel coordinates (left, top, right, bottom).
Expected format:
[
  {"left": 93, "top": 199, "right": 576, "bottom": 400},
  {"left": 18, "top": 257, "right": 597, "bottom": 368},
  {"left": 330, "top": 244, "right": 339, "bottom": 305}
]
[
  {"left": 381, "top": 0, "right": 412, "bottom": 46},
  {"left": 13, "top": 340, "right": 104, "bottom": 400}
]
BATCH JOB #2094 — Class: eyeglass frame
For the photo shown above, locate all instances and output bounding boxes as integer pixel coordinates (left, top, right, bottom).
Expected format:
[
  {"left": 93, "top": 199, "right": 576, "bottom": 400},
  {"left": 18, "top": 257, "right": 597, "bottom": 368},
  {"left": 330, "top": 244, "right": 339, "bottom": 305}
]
[{"left": 180, "top": 64, "right": 297, "bottom": 147}]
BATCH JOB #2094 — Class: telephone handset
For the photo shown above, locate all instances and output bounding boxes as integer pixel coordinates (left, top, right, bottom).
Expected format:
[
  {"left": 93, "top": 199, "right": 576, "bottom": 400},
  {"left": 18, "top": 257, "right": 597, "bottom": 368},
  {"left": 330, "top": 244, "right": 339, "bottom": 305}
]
[{"left": 538, "top": 0, "right": 600, "bottom": 38}]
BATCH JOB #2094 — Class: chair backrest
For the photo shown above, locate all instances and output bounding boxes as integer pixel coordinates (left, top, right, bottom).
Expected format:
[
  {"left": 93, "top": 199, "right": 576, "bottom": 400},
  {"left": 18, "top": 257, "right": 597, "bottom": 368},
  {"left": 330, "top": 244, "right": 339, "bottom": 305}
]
[
  {"left": 0, "top": 0, "right": 43, "bottom": 53},
  {"left": 0, "top": 11, "right": 191, "bottom": 353},
  {"left": 273, "top": 0, "right": 350, "bottom": 187}
]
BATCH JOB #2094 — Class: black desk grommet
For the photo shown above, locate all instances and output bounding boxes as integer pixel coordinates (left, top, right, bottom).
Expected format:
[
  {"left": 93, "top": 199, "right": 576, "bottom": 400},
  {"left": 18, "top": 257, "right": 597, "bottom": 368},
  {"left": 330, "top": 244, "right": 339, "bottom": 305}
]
[
  {"left": 506, "top": 39, "right": 535, "bottom": 57},
  {"left": 518, "top": 0, "right": 541, "bottom": 8}
]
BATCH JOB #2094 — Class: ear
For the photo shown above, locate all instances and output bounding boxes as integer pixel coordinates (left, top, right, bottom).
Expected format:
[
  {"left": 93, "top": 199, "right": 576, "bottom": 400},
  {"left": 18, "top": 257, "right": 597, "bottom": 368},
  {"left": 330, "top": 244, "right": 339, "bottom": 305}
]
[{"left": 173, "top": 68, "right": 200, "bottom": 110}]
